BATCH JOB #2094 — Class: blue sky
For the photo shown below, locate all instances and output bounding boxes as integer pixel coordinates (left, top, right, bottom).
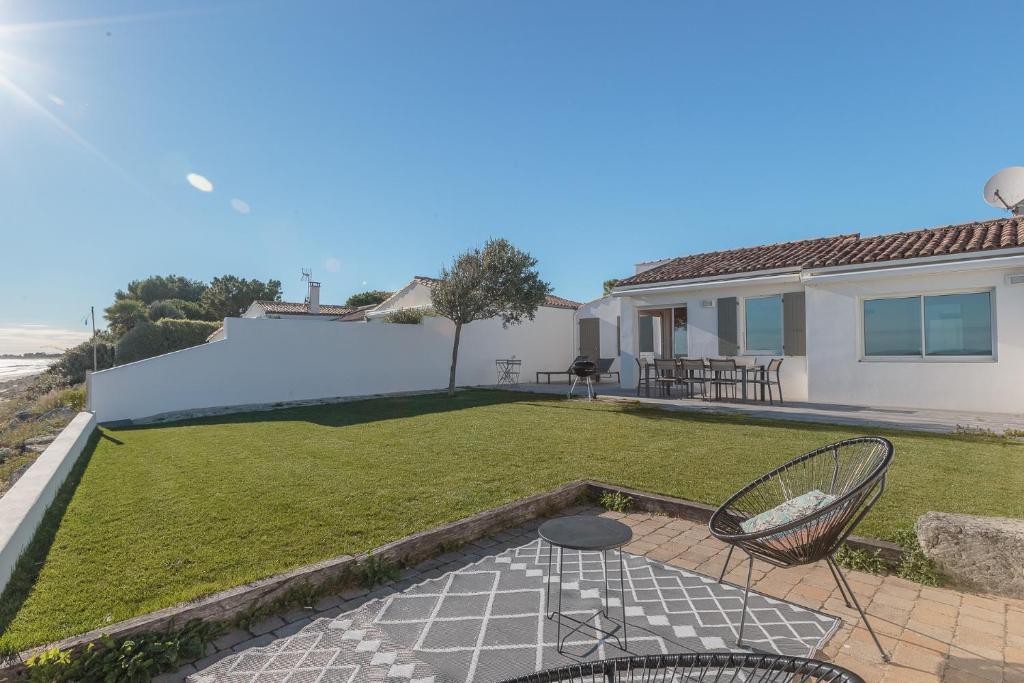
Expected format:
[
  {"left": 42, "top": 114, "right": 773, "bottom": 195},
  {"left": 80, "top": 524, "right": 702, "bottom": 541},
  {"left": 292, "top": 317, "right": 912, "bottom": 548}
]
[{"left": 2, "top": 0, "right": 1023, "bottom": 352}]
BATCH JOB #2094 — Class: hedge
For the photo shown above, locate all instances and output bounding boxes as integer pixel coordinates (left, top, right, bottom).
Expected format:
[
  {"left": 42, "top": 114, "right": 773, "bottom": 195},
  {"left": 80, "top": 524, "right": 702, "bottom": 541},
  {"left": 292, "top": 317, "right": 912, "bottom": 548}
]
[{"left": 115, "top": 319, "right": 221, "bottom": 364}]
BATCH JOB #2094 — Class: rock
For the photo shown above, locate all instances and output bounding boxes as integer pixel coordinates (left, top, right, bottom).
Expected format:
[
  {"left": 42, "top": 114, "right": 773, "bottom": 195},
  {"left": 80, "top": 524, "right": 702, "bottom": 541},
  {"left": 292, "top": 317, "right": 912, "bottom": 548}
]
[
  {"left": 916, "top": 511, "right": 1024, "bottom": 598},
  {"left": 22, "top": 434, "right": 55, "bottom": 446},
  {"left": 0, "top": 447, "right": 12, "bottom": 462}
]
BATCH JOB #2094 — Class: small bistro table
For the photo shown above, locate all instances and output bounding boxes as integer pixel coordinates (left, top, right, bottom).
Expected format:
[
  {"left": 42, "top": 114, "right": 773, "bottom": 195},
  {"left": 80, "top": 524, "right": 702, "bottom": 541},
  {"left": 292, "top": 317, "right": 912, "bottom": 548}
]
[
  {"left": 539, "top": 515, "right": 633, "bottom": 652},
  {"left": 495, "top": 358, "right": 522, "bottom": 385}
]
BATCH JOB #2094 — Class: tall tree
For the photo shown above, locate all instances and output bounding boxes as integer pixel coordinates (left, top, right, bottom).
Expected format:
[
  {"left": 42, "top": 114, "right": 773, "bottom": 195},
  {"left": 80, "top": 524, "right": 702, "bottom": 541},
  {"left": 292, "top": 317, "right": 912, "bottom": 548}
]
[
  {"left": 345, "top": 290, "right": 393, "bottom": 308},
  {"left": 200, "top": 275, "right": 283, "bottom": 320},
  {"left": 431, "top": 238, "right": 550, "bottom": 397},
  {"left": 104, "top": 298, "right": 150, "bottom": 337},
  {"left": 115, "top": 275, "right": 208, "bottom": 304}
]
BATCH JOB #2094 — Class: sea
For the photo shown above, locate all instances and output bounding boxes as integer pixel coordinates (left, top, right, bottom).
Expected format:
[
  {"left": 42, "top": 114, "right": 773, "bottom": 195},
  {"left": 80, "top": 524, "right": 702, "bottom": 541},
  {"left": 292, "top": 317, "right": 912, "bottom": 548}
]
[{"left": 0, "top": 358, "right": 54, "bottom": 381}]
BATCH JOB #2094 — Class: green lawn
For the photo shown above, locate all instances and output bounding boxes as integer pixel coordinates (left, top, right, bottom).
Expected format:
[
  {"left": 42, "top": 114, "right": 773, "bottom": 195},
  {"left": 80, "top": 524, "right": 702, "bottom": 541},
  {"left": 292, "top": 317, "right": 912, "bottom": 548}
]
[{"left": 2, "top": 390, "right": 1022, "bottom": 650}]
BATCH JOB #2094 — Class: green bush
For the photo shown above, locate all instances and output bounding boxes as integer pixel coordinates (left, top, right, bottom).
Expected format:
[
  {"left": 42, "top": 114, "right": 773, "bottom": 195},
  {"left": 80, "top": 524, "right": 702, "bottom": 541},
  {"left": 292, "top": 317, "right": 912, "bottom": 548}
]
[
  {"left": 893, "top": 528, "right": 941, "bottom": 586},
  {"left": 114, "top": 322, "right": 164, "bottom": 364},
  {"left": 834, "top": 544, "right": 887, "bottom": 574},
  {"left": 104, "top": 299, "right": 150, "bottom": 337},
  {"left": 23, "top": 620, "right": 222, "bottom": 682},
  {"left": 148, "top": 300, "right": 185, "bottom": 321},
  {"left": 383, "top": 308, "right": 425, "bottom": 324},
  {"left": 165, "top": 299, "right": 216, "bottom": 321},
  {"left": 36, "top": 337, "right": 116, "bottom": 388},
  {"left": 345, "top": 290, "right": 393, "bottom": 308},
  {"left": 599, "top": 491, "right": 633, "bottom": 513},
  {"left": 115, "top": 320, "right": 221, "bottom": 364},
  {"left": 157, "top": 319, "right": 222, "bottom": 351}
]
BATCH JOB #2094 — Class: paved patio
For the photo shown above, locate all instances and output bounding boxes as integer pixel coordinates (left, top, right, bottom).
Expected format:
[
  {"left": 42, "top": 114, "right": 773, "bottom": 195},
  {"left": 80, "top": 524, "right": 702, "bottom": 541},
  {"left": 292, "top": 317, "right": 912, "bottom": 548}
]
[
  {"left": 500, "top": 382, "right": 1024, "bottom": 435},
  {"left": 163, "top": 507, "right": 1024, "bottom": 683}
]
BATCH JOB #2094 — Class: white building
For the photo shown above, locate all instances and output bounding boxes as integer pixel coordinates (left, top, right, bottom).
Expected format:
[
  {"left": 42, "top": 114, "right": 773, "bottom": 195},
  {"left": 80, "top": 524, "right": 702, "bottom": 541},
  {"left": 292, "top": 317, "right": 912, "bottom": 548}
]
[
  {"left": 368, "top": 275, "right": 581, "bottom": 325},
  {"left": 601, "top": 216, "right": 1024, "bottom": 412},
  {"left": 242, "top": 282, "right": 360, "bottom": 321}
]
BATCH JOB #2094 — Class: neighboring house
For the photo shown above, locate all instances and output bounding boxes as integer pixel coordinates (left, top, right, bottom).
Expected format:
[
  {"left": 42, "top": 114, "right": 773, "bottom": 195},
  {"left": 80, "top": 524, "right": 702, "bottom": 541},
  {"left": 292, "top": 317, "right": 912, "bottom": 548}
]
[
  {"left": 243, "top": 282, "right": 356, "bottom": 320},
  {"left": 605, "top": 216, "right": 1024, "bottom": 412},
  {"left": 206, "top": 282, "right": 363, "bottom": 342},
  {"left": 367, "top": 275, "right": 582, "bottom": 320}
]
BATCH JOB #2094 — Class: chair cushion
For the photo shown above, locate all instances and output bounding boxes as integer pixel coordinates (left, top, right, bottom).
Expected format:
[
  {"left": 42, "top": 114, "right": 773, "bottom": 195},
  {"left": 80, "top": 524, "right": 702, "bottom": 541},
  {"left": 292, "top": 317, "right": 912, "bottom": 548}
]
[{"left": 740, "top": 489, "right": 836, "bottom": 535}]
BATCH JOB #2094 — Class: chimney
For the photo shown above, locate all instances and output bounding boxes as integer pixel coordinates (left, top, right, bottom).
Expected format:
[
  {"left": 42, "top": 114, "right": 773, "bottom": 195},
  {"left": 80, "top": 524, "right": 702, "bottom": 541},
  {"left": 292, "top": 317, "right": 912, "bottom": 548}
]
[{"left": 307, "top": 281, "right": 321, "bottom": 314}]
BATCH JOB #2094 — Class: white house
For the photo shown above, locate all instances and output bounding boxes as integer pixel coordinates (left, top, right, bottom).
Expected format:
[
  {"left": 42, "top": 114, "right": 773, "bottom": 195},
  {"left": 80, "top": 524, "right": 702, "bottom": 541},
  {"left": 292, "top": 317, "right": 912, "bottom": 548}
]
[
  {"left": 604, "top": 216, "right": 1024, "bottom": 412},
  {"left": 242, "top": 282, "right": 358, "bottom": 321},
  {"left": 368, "top": 275, "right": 581, "bottom": 329}
]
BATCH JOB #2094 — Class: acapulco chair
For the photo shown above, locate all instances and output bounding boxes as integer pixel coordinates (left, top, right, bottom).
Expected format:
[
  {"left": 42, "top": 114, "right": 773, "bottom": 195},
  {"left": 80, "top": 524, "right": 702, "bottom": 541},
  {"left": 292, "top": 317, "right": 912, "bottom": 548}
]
[
  {"left": 499, "top": 653, "right": 864, "bottom": 683},
  {"left": 709, "top": 437, "right": 894, "bottom": 662}
]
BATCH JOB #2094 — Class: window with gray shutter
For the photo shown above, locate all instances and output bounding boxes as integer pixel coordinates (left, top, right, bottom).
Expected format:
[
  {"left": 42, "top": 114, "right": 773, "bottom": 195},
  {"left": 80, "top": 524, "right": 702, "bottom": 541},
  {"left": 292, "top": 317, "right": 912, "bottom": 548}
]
[
  {"left": 783, "top": 291, "right": 806, "bottom": 356},
  {"left": 717, "top": 297, "right": 738, "bottom": 356}
]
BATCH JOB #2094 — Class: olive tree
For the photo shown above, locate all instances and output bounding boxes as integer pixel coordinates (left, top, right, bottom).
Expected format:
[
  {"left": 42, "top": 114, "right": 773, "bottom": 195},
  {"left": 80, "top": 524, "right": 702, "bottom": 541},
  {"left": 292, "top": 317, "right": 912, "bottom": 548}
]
[{"left": 431, "top": 238, "right": 550, "bottom": 397}]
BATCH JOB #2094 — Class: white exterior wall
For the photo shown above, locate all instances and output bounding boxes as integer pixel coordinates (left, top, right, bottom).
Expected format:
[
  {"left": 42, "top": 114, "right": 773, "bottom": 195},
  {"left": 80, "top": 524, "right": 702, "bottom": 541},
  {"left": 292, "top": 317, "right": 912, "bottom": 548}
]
[
  {"left": 370, "top": 282, "right": 435, "bottom": 318},
  {"left": 616, "top": 279, "right": 809, "bottom": 400},
  {"left": 806, "top": 263, "right": 1024, "bottom": 412},
  {"left": 88, "top": 309, "right": 575, "bottom": 423},
  {"left": 574, "top": 296, "right": 622, "bottom": 366}
]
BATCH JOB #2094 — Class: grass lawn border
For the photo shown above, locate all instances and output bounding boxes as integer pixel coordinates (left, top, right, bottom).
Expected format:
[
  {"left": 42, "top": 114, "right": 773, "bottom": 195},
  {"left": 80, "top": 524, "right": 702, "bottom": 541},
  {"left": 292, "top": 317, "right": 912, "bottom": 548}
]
[{"left": 1, "top": 479, "right": 904, "bottom": 674}]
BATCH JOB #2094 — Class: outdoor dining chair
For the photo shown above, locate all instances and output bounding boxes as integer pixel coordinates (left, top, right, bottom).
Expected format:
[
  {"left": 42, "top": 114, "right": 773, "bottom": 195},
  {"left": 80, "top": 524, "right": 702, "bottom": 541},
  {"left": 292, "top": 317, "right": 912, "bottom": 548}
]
[
  {"left": 709, "top": 436, "right": 894, "bottom": 662},
  {"left": 499, "top": 653, "right": 864, "bottom": 682},
  {"left": 749, "top": 357, "right": 784, "bottom": 404},
  {"left": 708, "top": 358, "right": 741, "bottom": 400},
  {"left": 678, "top": 358, "right": 708, "bottom": 399},
  {"left": 652, "top": 358, "right": 678, "bottom": 397},
  {"left": 634, "top": 357, "right": 652, "bottom": 397}
]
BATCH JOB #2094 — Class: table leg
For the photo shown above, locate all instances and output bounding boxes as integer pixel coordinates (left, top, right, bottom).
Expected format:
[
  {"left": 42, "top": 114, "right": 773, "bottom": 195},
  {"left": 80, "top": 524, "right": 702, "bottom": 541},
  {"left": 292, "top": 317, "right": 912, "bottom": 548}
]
[{"left": 619, "top": 548, "right": 627, "bottom": 649}]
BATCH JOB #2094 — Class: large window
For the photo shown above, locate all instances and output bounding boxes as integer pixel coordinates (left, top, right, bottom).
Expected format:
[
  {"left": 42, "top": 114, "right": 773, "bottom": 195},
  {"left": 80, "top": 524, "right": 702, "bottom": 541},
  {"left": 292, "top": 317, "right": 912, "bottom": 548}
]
[
  {"left": 745, "top": 295, "right": 782, "bottom": 354},
  {"left": 863, "top": 291, "right": 993, "bottom": 359},
  {"left": 863, "top": 297, "right": 921, "bottom": 356}
]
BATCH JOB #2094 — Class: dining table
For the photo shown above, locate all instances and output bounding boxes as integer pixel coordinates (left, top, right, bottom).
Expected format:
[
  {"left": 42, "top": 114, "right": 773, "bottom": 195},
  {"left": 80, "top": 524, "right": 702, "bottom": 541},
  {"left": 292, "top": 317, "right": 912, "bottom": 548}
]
[{"left": 642, "top": 358, "right": 767, "bottom": 402}]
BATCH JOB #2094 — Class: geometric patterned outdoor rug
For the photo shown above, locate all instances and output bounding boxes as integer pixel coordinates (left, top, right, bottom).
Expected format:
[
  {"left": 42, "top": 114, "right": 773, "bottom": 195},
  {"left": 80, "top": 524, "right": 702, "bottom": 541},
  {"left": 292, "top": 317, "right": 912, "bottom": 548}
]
[{"left": 190, "top": 539, "right": 840, "bottom": 683}]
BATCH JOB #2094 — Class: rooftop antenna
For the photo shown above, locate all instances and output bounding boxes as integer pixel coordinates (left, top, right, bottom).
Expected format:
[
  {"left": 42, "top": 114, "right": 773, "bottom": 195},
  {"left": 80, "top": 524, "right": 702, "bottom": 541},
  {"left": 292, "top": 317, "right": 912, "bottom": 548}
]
[
  {"left": 983, "top": 167, "right": 1024, "bottom": 216},
  {"left": 300, "top": 268, "right": 313, "bottom": 304}
]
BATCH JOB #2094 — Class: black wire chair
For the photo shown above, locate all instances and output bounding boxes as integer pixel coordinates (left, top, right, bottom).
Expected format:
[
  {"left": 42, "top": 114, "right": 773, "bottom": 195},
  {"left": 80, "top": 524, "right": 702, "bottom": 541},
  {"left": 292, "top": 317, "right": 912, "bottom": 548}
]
[
  {"left": 500, "top": 653, "right": 864, "bottom": 682},
  {"left": 709, "top": 437, "right": 894, "bottom": 662}
]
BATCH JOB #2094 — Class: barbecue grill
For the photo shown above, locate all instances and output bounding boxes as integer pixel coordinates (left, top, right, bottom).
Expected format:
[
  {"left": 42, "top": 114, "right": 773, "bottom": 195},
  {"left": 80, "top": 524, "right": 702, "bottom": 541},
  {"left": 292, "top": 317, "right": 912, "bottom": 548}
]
[{"left": 567, "top": 359, "right": 598, "bottom": 400}]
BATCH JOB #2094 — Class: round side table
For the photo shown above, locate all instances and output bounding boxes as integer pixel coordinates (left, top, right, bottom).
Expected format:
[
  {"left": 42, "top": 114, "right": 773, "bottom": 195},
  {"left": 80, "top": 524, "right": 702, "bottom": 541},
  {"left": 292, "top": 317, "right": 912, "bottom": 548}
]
[{"left": 539, "top": 515, "right": 633, "bottom": 652}]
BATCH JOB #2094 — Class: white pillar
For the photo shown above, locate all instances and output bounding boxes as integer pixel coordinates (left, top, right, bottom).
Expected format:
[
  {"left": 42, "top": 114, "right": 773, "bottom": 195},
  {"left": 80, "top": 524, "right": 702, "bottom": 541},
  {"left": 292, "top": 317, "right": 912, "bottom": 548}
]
[{"left": 619, "top": 296, "right": 637, "bottom": 389}]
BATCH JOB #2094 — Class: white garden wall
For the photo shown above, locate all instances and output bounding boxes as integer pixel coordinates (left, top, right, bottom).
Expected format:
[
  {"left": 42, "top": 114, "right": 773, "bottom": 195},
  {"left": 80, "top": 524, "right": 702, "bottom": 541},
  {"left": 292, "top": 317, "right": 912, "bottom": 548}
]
[{"left": 88, "top": 309, "right": 575, "bottom": 423}]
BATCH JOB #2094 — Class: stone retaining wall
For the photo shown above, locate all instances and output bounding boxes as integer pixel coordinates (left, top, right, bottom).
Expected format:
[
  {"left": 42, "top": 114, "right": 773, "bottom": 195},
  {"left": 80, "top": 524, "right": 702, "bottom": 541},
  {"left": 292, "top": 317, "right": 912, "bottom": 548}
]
[{"left": 0, "top": 479, "right": 907, "bottom": 676}]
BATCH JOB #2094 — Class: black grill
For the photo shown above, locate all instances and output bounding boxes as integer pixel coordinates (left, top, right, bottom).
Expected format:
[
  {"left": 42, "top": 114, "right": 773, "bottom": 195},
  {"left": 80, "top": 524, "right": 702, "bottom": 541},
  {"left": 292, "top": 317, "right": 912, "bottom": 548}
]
[{"left": 571, "top": 360, "right": 598, "bottom": 378}]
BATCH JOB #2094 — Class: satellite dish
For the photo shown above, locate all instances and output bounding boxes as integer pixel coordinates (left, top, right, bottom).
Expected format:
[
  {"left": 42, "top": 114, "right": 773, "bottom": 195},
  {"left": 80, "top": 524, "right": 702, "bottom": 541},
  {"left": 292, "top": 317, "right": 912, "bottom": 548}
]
[{"left": 983, "top": 167, "right": 1024, "bottom": 215}]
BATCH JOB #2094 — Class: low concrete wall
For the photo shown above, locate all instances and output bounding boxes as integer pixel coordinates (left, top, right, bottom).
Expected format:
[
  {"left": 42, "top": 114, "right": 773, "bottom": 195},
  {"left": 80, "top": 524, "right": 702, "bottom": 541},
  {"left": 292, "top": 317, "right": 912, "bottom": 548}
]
[{"left": 0, "top": 412, "right": 96, "bottom": 595}]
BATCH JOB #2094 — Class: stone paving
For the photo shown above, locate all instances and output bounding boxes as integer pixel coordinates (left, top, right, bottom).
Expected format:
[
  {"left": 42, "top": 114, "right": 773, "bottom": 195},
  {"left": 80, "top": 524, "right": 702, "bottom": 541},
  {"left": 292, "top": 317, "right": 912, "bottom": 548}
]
[
  {"left": 162, "top": 507, "right": 1024, "bottom": 682},
  {"left": 502, "top": 382, "right": 1024, "bottom": 435}
]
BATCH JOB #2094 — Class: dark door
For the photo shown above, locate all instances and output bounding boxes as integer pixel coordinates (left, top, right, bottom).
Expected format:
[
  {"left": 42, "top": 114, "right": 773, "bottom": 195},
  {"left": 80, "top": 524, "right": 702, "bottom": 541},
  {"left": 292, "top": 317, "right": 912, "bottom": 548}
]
[{"left": 579, "top": 318, "right": 600, "bottom": 361}]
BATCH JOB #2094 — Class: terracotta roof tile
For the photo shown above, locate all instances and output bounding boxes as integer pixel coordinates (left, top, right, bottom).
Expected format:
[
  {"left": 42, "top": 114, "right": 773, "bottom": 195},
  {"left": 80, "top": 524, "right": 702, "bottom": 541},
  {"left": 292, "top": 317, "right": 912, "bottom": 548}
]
[
  {"left": 617, "top": 217, "right": 1024, "bottom": 287},
  {"left": 255, "top": 301, "right": 356, "bottom": 316}
]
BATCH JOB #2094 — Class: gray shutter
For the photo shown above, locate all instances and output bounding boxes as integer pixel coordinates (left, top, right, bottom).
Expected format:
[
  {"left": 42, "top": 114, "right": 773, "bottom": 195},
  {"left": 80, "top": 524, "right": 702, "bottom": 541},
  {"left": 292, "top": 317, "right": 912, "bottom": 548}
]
[
  {"left": 783, "top": 291, "right": 806, "bottom": 356},
  {"left": 717, "top": 297, "right": 738, "bottom": 356}
]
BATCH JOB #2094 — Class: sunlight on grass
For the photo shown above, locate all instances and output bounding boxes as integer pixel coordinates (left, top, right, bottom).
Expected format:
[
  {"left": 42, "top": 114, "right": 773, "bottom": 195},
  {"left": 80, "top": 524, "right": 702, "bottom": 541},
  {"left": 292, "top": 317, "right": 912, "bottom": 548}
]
[{"left": 0, "top": 389, "right": 1021, "bottom": 650}]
